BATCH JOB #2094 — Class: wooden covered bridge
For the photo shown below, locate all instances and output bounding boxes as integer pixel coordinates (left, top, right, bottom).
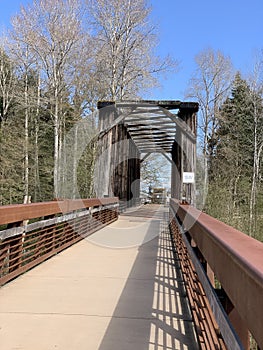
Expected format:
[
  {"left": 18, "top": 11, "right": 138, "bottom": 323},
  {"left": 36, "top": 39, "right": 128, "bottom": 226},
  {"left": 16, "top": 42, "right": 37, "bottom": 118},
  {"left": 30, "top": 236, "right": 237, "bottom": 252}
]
[
  {"left": 94, "top": 100, "right": 197, "bottom": 206},
  {"left": 0, "top": 100, "right": 262, "bottom": 350}
]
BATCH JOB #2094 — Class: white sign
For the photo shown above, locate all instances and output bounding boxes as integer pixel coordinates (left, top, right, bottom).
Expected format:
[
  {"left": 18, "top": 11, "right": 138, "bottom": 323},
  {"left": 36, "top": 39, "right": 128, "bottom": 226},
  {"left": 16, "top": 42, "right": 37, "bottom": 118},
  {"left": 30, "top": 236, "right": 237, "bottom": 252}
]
[{"left": 183, "top": 172, "right": 195, "bottom": 184}]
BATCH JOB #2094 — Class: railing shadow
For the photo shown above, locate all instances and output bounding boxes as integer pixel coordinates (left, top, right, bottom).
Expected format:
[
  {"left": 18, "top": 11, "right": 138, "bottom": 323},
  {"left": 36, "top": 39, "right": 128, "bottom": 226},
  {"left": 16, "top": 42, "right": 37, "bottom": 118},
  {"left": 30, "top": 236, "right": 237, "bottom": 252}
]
[{"left": 98, "top": 211, "right": 198, "bottom": 350}]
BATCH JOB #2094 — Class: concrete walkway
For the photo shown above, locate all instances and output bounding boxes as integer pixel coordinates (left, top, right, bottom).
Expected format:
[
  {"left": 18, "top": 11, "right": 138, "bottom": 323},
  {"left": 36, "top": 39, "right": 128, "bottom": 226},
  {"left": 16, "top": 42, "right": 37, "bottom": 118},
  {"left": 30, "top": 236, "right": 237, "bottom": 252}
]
[{"left": 0, "top": 205, "right": 198, "bottom": 350}]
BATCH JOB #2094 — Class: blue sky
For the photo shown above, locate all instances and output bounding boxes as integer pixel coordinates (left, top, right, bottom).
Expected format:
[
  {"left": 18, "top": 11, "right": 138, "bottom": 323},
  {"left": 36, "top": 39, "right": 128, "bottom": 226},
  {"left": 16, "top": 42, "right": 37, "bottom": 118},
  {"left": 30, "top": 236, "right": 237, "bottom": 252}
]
[
  {"left": 149, "top": 0, "right": 263, "bottom": 100},
  {"left": 0, "top": 0, "right": 262, "bottom": 101}
]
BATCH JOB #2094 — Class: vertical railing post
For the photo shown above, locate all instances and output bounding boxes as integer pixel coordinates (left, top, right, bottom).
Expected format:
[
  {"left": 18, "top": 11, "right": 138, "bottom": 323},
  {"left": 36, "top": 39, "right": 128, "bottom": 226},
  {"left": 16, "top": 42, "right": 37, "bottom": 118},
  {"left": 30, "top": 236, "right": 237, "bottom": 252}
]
[
  {"left": 0, "top": 241, "right": 9, "bottom": 276},
  {"left": 9, "top": 235, "right": 23, "bottom": 272},
  {"left": 221, "top": 294, "right": 250, "bottom": 350},
  {"left": 6, "top": 221, "right": 24, "bottom": 273},
  {"left": 206, "top": 263, "right": 215, "bottom": 288}
]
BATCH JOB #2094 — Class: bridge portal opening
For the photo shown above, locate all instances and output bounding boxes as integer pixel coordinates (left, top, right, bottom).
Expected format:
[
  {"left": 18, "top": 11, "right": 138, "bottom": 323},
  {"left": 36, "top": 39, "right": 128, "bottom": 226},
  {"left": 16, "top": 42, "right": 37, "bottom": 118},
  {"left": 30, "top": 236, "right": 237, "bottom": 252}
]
[{"left": 94, "top": 100, "right": 198, "bottom": 207}]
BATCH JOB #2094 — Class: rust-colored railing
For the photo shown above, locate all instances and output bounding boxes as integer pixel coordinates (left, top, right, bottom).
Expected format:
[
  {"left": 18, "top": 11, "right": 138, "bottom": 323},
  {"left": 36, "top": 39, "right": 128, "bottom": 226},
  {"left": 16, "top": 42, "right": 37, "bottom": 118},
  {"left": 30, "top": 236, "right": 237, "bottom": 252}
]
[
  {"left": 170, "top": 199, "right": 263, "bottom": 350},
  {"left": 0, "top": 198, "right": 119, "bottom": 286}
]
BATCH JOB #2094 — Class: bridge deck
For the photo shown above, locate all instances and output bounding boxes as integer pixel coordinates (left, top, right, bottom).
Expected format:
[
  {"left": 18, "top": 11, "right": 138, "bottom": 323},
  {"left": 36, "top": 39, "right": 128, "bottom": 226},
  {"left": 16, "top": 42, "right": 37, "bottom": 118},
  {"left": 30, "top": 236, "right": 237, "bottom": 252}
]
[{"left": 0, "top": 204, "right": 198, "bottom": 350}]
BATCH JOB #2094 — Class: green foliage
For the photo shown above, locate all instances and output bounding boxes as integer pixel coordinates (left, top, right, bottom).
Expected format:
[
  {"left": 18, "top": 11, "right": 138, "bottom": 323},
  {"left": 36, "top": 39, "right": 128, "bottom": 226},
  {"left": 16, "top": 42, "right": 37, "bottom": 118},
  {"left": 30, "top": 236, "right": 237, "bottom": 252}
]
[
  {"left": 77, "top": 143, "right": 96, "bottom": 198},
  {"left": 0, "top": 44, "right": 98, "bottom": 204},
  {"left": 0, "top": 119, "right": 24, "bottom": 204},
  {"left": 205, "top": 72, "right": 263, "bottom": 241},
  {"left": 253, "top": 190, "right": 263, "bottom": 241},
  {"left": 36, "top": 114, "right": 54, "bottom": 201}
]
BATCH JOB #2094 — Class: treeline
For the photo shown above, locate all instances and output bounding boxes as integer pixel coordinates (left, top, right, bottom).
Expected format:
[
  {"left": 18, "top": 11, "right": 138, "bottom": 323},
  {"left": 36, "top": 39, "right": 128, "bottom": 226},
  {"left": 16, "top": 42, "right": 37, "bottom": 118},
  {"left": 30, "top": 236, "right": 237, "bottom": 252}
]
[
  {"left": 189, "top": 49, "right": 263, "bottom": 240},
  {"left": 0, "top": 0, "right": 175, "bottom": 205}
]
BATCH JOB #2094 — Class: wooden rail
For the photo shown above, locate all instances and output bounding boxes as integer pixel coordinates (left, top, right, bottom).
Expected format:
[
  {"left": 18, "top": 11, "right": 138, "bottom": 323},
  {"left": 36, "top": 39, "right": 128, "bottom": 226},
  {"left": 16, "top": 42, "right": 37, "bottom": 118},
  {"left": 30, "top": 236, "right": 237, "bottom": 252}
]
[
  {"left": 0, "top": 198, "right": 119, "bottom": 286},
  {"left": 170, "top": 199, "right": 263, "bottom": 350}
]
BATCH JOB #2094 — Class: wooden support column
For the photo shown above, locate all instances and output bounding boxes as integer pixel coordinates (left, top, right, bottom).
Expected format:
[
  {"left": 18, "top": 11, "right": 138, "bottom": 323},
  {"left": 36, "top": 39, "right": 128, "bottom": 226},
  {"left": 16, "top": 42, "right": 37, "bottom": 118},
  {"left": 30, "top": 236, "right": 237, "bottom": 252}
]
[
  {"left": 95, "top": 102, "right": 140, "bottom": 206},
  {"left": 127, "top": 137, "right": 140, "bottom": 207},
  {"left": 171, "top": 130, "right": 182, "bottom": 200},
  {"left": 94, "top": 104, "right": 117, "bottom": 198},
  {"left": 171, "top": 104, "right": 197, "bottom": 203}
]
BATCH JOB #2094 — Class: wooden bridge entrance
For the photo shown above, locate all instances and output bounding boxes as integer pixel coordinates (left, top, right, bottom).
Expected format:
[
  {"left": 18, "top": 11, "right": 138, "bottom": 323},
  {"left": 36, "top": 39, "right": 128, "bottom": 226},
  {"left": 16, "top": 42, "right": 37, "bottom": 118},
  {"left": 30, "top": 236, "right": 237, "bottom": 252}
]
[{"left": 94, "top": 100, "right": 198, "bottom": 207}]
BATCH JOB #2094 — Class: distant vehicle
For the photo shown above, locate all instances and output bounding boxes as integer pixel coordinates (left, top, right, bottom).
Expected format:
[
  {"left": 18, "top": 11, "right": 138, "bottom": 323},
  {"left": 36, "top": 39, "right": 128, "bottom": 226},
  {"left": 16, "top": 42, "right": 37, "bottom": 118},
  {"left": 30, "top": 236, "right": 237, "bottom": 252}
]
[
  {"left": 140, "top": 192, "right": 151, "bottom": 204},
  {"left": 151, "top": 188, "right": 166, "bottom": 204},
  {"left": 142, "top": 198, "right": 151, "bottom": 204}
]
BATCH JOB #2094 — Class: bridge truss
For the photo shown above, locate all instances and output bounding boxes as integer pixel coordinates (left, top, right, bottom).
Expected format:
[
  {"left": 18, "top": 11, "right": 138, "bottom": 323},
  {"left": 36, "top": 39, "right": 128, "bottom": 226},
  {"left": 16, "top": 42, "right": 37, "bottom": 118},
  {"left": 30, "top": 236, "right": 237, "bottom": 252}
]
[{"left": 95, "top": 100, "right": 198, "bottom": 207}]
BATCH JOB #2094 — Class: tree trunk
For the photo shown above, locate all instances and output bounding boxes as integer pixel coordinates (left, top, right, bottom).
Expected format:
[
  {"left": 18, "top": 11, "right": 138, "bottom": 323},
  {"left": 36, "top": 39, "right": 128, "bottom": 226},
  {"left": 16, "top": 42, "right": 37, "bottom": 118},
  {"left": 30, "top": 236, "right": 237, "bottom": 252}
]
[
  {"left": 72, "top": 123, "right": 78, "bottom": 199},
  {"left": 34, "top": 72, "right": 41, "bottom": 202},
  {"left": 24, "top": 68, "right": 29, "bottom": 201},
  {"left": 53, "top": 89, "right": 60, "bottom": 199},
  {"left": 249, "top": 108, "right": 258, "bottom": 236}
]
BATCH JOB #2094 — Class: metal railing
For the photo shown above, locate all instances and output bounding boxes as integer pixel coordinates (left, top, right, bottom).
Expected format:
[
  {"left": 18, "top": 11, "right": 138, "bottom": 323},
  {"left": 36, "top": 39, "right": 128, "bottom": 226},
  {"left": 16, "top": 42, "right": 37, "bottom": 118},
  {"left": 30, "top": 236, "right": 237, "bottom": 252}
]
[
  {"left": 170, "top": 198, "right": 263, "bottom": 350},
  {"left": 0, "top": 198, "right": 119, "bottom": 286}
]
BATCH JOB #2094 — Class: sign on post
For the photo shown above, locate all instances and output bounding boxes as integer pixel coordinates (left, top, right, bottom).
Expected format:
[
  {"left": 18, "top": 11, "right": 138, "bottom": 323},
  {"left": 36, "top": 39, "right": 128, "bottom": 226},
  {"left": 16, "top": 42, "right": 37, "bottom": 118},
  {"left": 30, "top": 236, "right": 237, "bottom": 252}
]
[{"left": 183, "top": 172, "right": 195, "bottom": 184}]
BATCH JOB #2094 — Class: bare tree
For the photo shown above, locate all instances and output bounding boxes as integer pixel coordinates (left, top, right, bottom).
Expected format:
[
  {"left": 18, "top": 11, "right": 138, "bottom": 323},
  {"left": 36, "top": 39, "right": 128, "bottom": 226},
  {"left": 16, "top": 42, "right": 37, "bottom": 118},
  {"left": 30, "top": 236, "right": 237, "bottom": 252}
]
[
  {"left": 0, "top": 40, "right": 16, "bottom": 125},
  {"left": 8, "top": 38, "right": 38, "bottom": 201},
  {"left": 87, "top": 0, "right": 177, "bottom": 100},
  {"left": 248, "top": 56, "right": 263, "bottom": 236},
  {"left": 141, "top": 153, "right": 170, "bottom": 191},
  {"left": 187, "top": 48, "right": 234, "bottom": 206},
  {"left": 11, "top": 0, "right": 86, "bottom": 198}
]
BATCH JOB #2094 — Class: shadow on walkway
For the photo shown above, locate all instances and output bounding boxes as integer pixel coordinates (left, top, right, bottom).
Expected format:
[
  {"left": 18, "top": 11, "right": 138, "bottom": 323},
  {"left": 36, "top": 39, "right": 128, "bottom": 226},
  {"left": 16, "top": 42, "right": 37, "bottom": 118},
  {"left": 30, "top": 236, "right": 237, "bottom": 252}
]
[{"left": 98, "top": 210, "right": 198, "bottom": 350}]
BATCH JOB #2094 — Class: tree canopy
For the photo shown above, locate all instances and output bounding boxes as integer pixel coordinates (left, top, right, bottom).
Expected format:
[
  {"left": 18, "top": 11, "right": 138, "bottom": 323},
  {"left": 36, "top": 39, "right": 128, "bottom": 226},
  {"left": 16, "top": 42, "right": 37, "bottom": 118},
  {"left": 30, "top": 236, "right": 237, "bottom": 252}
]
[{"left": 0, "top": 0, "right": 176, "bottom": 205}]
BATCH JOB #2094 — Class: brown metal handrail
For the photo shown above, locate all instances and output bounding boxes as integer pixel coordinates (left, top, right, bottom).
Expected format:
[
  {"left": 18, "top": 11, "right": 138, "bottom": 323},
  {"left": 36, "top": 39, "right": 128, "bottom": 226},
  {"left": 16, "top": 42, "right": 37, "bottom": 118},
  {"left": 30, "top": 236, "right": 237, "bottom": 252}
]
[
  {"left": 170, "top": 198, "right": 263, "bottom": 350},
  {"left": 0, "top": 198, "right": 119, "bottom": 286},
  {"left": 0, "top": 197, "right": 118, "bottom": 226}
]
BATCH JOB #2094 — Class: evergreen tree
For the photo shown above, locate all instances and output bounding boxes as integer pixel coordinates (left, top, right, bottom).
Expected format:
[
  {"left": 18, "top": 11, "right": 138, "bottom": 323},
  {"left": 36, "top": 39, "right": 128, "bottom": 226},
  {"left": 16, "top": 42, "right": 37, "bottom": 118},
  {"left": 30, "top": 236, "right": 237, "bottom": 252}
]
[{"left": 207, "top": 73, "right": 263, "bottom": 236}]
